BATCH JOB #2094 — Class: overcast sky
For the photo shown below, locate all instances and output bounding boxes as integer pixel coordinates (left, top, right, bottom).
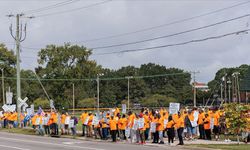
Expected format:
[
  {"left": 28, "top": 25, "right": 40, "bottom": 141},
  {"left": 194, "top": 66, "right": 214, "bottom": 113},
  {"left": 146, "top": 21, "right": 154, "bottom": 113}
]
[{"left": 0, "top": 0, "right": 250, "bottom": 83}]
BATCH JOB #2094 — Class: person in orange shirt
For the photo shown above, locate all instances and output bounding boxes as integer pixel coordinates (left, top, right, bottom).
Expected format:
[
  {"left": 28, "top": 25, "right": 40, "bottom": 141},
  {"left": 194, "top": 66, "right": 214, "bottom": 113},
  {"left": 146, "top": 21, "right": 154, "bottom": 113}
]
[
  {"left": 138, "top": 114, "right": 146, "bottom": 144},
  {"left": 198, "top": 109, "right": 205, "bottom": 139},
  {"left": 204, "top": 114, "right": 211, "bottom": 140},
  {"left": 152, "top": 114, "right": 159, "bottom": 144},
  {"left": 212, "top": 109, "right": 220, "bottom": 141},
  {"left": 157, "top": 114, "right": 165, "bottom": 144},
  {"left": 176, "top": 112, "right": 184, "bottom": 145},
  {"left": 50, "top": 111, "right": 59, "bottom": 135},
  {"left": 143, "top": 111, "right": 150, "bottom": 140},
  {"left": 118, "top": 114, "right": 127, "bottom": 140},
  {"left": 109, "top": 116, "right": 118, "bottom": 142},
  {"left": 60, "top": 112, "right": 66, "bottom": 135},
  {"left": 80, "top": 111, "right": 88, "bottom": 136},
  {"left": 166, "top": 115, "right": 175, "bottom": 145},
  {"left": 87, "top": 112, "right": 93, "bottom": 137}
]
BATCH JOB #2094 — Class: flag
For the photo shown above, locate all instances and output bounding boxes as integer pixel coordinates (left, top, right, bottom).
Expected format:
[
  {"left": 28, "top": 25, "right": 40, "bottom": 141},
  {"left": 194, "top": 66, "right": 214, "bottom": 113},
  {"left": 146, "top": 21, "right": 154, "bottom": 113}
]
[{"left": 37, "top": 106, "right": 45, "bottom": 117}]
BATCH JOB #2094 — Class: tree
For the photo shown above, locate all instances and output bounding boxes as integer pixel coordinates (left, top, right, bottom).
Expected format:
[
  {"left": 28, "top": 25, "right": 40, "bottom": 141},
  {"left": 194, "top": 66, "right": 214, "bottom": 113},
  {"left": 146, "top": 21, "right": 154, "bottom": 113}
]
[
  {"left": 36, "top": 43, "right": 101, "bottom": 107},
  {"left": 140, "top": 94, "right": 177, "bottom": 107}
]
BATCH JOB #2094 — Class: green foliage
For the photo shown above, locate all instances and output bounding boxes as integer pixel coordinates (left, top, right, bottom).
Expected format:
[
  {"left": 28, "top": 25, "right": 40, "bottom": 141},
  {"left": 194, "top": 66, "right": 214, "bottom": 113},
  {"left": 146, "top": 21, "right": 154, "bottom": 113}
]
[
  {"left": 140, "top": 94, "right": 177, "bottom": 107},
  {"left": 77, "top": 98, "right": 96, "bottom": 108},
  {"left": 33, "top": 98, "right": 50, "bottom": 109},
  {"left": 224, "top": 103, "right": 250, "bottom": 134}
]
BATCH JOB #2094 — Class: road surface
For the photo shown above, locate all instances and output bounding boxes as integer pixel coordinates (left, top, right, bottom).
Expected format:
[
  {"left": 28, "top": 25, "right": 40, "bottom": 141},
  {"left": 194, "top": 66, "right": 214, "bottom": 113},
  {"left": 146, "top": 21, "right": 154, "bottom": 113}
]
[{"left": 0, "top": 132, "right": 191, "bottom": 150}]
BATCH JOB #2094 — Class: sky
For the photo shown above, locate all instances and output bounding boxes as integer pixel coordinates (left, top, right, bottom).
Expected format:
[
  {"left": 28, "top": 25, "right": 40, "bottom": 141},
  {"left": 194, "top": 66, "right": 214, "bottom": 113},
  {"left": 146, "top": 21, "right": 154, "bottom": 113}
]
[{"left": 0, "top": 0, "right": 250, "bottom": 83}]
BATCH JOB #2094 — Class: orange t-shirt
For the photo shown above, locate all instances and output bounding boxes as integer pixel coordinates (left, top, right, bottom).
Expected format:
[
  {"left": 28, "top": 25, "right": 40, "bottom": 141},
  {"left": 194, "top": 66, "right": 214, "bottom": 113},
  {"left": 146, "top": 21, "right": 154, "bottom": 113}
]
[
  {"left": 109, "top": 119, "right": 117, "bottom": 130},
  {"left": 61, "top": 114, "right": 66, "bottom": 124},
  {"left": 118, "top": 118, "right": 127, "bottom": 130},
  {"left": 204, "top": 117, "right": 210, "bottom": 130},
  {"left": 144, "top": 115, "right": 150, "bottom": 129},
  {"left": 176, "top": 117, "right": 184, "bottom": 128},
  {"left": 157, "top": 117, "right": 164, "bottom": 131},
  {"left": 166, "top": 120, "right": 175, "bottom": 128},
  {"left": 198, "top": 113, "right": 205, "bottom": 125}
]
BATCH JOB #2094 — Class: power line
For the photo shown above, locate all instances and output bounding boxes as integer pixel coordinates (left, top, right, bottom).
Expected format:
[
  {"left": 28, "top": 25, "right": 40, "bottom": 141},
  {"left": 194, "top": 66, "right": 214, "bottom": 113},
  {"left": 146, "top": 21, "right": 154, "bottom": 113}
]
[
  {"left": 72, "top": 0, "right": 250, "bottom": 43},
  {"left": 93, "top": 29, "right": 250, "bottom": 55},
  {"left": 20, "top": 14, "right": 250, "bottom": 52},
  {"left": 90, "top": 14, "right": 250, "bottom": 50},
  {"left": 23, "top": 0, "right": 79, "bottom": 14},
  {"left": 4, "top": 72, "right": 189, "bottom": 81},
  {"left": 35, "top": 0, "right": 112, "bottom": 18}
]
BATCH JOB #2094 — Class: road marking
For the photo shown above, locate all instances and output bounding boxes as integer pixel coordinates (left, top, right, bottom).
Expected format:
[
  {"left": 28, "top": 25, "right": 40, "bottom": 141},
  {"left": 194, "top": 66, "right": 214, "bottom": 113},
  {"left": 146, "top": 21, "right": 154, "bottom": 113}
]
[
  {"left": 0, "top": 137, "right": 105, "bottom": 150},
  {"left": 0, "top": 144, "right": 30, "bottom": 150}
]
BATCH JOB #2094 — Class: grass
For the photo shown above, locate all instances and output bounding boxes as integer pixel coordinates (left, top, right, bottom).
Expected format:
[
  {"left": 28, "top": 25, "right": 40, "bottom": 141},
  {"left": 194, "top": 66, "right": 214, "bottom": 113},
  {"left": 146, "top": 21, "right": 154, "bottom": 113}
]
[
  {"left": 0, "top": 128, "right": 36, "bottom": 135},
  {"left": 190, "top": 144, "right": 250, "bottom": 150}
]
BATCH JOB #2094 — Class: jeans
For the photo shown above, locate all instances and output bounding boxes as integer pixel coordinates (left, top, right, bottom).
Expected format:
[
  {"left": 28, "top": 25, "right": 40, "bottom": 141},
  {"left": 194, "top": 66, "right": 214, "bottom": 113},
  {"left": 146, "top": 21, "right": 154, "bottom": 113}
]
[
  {"left": 144, "top": 128, "right": 150, "bottom": 140},
  {"left": 102, "top": 128, "right": 108, "bottom": 139},
  {"left": 159, "top": 131, "right": 164, "bottom": 142},
  {"left": 110, "top": 130, "right": 117, "bottom": 142},
  {"left": 167, "top": 128, "right": 175, "bottom": 144},
  {"left": 82, "top": 124, "right": 87, "bottom": 136}
]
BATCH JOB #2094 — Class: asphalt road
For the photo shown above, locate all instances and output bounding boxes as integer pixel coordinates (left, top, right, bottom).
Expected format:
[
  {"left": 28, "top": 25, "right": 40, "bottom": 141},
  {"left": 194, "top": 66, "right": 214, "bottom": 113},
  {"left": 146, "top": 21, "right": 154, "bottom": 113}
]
[{"left": 0, "top": 132, "right": 191, "bottom": 150}]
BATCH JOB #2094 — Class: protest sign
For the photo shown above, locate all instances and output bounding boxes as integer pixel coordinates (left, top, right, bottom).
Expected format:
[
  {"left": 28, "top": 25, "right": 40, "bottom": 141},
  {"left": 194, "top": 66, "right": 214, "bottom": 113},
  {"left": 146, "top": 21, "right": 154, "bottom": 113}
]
[
  {"left": 92, "top": 116, "right": 99, "bottom": 126},
  {"left": 150, "top": 122, "right": 156, "bottom": 133},
  {"left": 169, "top": 102, "right": 180, "bottom": 114},
  {"left": 42, "top": 117, "right": 49, "bottom": 125},
  {"left": 6, "top": 92, "right": 13, "bottom": 104},
  {"left": 65, "top": 116, "right": 70, "bottom": 125},
  {"left": 35, "top": 117, "right": 41, "bottom": 125},
  {"left": 132, "top": 119, "right": 138, "bottom": 130},
  {"left": 164, "top": 119, "right": 168, "bottom": 129},
  {"left": 26, "top": 108, "right": 33, "bottom": 116},
  {"left": 122, "top": 104, "right": 126, "bottom": 114},
  {"left": 69, "top": 119, "right": 74, "bottom": 128},
  {"left": 138, "top": 118, "right": 144, "bottom": 129},
  {"left": 84, "top": 116, "right": 89, "bottom": 125}
]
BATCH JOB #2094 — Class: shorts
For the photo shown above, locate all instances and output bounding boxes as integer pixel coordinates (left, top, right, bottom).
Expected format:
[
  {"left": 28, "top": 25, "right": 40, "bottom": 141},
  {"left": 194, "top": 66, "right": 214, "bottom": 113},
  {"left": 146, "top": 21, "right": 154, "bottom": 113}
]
[
  {"left": 187, "top": 126, "right": 196, "bottom": 135},
  {"left": 61, "top": 124, "right": 65, "bottom": 129}
]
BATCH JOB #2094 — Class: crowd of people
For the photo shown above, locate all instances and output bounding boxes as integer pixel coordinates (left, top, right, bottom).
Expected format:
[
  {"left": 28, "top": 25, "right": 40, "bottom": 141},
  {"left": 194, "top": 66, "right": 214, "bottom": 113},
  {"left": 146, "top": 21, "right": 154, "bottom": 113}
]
[{"left": 0, "top": 106, "right": 250, "bottom": 145}]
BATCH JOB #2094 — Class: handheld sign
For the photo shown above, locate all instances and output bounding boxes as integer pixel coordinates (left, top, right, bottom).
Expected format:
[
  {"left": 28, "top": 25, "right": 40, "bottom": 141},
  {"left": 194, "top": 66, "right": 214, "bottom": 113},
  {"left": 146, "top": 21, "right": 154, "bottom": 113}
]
[
  {"left": 132, "top": 119, "right": 138, "bottom": 130},
  {"left": 92, "top": 116, "right": 99, "bottom": 126},
  {"left": 50, "top": 100, "right": 55, "bottom": 109},
  {"left": 150, "top": 122, "right": 156, "bottom": 133},
  {"left": 30, "top": 104, "right": 34, "bottom": 114},
  {"left": 26, "top": 108, "right": 33, "bottom": 116},
  {"left": 84, "top": 116, "right": 89, "bottom": 125},
  {"left": 122, "top": 104, "right": 126, "bottom": 114},
  {"left": 42, "top": 117, "right": 49, "bottom": 125},
  {"left": 6, "top": 92, "right": 13, "bottom": 104},
  {"left": 169, "top": 103, "right": 180, "bottom": 114},
  {"left": 138, "top": 118, "right": 144, "bottom": 129},
  {"left": 69, "top": 119, "right": 74, "bottom": 128},
  {"left": 35, "top": 117, "right": 41, "bottom": 125},
  {"left": 65, "top": 116, "right": 70, "bottom": 125}
]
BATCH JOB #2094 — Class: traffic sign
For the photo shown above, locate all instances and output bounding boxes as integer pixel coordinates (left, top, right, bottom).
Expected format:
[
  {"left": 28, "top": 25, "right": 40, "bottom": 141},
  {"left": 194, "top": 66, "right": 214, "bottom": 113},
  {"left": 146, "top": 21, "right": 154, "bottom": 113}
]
[{"left": 18, "top": 97, "right": 28, "bottom": 108}]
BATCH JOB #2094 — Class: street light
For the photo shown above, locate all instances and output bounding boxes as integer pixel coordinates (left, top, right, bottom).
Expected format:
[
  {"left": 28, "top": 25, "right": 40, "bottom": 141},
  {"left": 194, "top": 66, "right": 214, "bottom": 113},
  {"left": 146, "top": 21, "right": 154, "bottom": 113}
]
[
  {"left": 97, "top": 73, "right": 104, "bottom": 113},
  {"left": 125, "top": 76, "right": 133, "bottom": 110}
]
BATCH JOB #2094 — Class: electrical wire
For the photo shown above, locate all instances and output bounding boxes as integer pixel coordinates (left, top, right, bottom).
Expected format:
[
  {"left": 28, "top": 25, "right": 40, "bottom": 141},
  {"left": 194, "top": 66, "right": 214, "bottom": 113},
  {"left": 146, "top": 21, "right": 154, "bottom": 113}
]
[
  {"left": 90, "top": 14, "right": 250, "bottom": 50},
  {"left": 23, "top": 0, "right": 79, "bottom": 14},
  {"left": 93, "top": 29, "right": 250, "bottom": 55},
  {"left": 35, "top": 0, "right": 112, "bottom": 18},
  {"left": 4, "top": 72, "right": 189, "bottom": 81},
  {"left": 73, "top": 0, "right": 250, "bottom": 43}
]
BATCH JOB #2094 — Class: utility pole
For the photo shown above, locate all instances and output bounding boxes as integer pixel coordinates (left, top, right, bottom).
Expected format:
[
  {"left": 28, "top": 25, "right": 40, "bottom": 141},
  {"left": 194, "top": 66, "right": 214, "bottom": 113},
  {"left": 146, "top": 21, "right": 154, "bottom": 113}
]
[
  {"left": 125, "top": 76, "right": 133, "bottom": 110},
  {"left": 8, "top": 13, "right": 33, "bottom": 126},
  {"left": 1, "top": 68, "right": 4, "bottom": 104},
  {"left": 227, "top": 79, "right": 231, "bottom": 103},
  {"left": 191, "top": 71, "right": 200, "bottom": 107},
  {"left": 224, "top": 74, "right": 227, "bottom": 103},
  {"left": 73, "top": 83, "right": 75, "bottom": 116},
  {"left": 96, "top": 73, "right": 104, "bottom": 113}
]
